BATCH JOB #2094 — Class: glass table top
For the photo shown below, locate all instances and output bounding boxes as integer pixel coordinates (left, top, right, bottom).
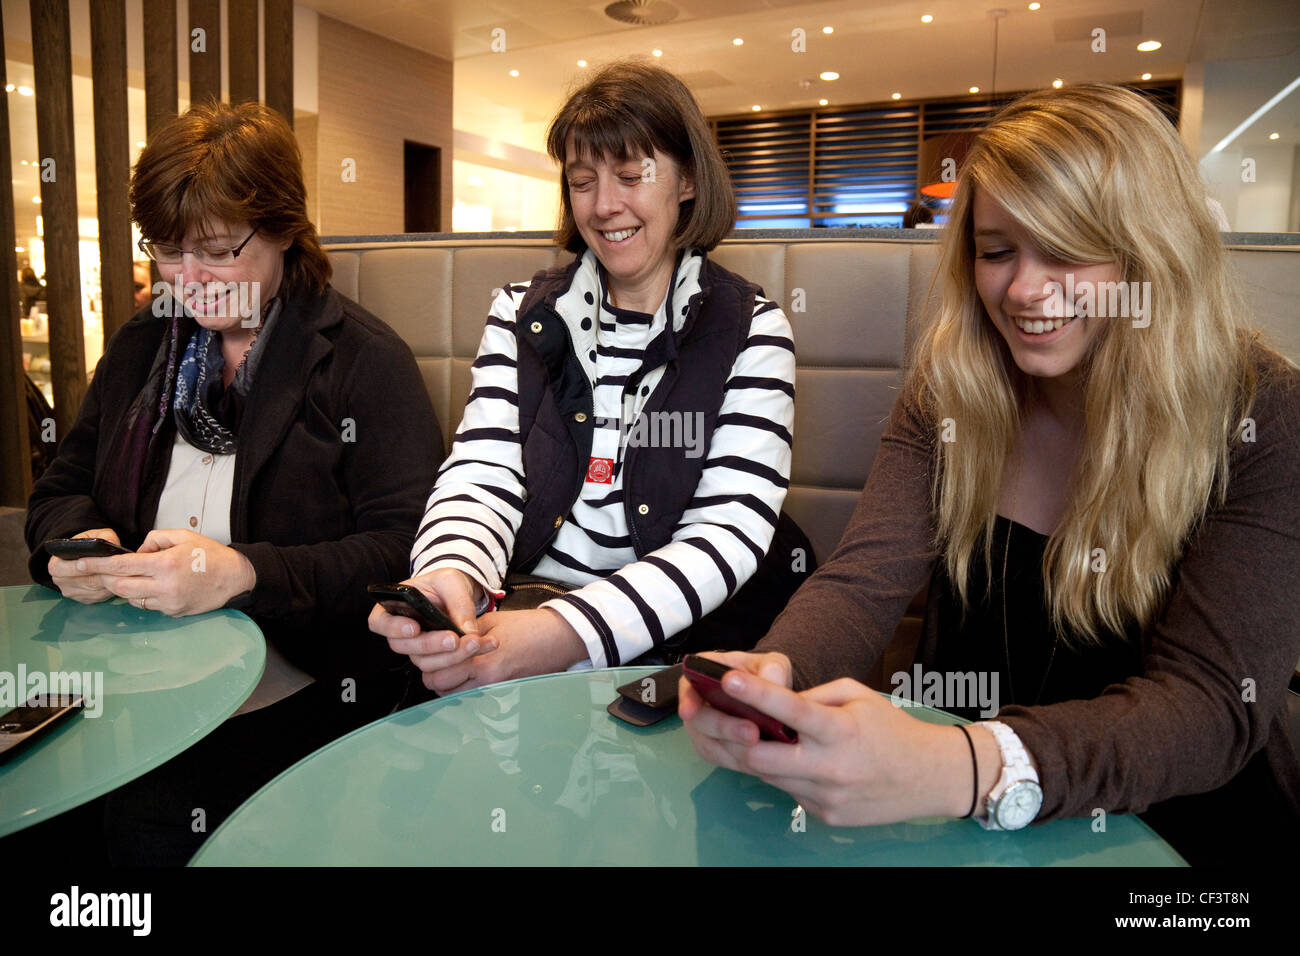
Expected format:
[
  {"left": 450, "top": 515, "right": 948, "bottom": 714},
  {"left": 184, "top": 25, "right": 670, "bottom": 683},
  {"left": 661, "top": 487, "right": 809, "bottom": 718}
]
[
  {"left": 0, "top": 585, "right": 265, "bottom": 836},
  {"left": 193, "top": 666, "right": 1186, "bottom": 866}
]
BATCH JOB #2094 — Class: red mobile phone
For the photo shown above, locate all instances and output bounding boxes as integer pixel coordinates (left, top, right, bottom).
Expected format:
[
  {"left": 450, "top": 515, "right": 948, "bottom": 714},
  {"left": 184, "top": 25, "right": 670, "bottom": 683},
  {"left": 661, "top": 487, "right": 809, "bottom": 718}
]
[
  {"left": 44, "top": 537, "right": 131, "bottom": 559},
  {"left": 682, "top": 654, "right": 798, "bottom": 744},
  {"left": 367, "top": 583, "right": 465, "bottom": 637}
]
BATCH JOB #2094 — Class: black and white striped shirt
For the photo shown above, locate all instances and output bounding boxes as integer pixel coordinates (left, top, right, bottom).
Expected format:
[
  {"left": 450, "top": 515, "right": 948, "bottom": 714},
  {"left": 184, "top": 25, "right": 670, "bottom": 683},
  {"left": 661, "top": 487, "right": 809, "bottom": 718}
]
[{"left": 411, "top": 249, "right": 796, "bottom": 667}]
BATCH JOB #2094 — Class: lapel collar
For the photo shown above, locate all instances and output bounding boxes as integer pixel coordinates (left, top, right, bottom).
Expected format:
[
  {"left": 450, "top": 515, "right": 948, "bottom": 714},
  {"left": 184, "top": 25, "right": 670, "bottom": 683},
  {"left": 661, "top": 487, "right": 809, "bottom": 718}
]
[{"left": 232, "top": 288, "right": 341, "bottom": 522}]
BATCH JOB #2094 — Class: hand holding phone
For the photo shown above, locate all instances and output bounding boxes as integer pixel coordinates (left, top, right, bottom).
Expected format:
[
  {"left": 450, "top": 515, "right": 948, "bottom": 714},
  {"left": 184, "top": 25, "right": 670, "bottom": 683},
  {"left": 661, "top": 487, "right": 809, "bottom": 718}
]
[
  {"left": 682, "top": 654, "right": 798, "bottom": 743},
  {"left": 368, "top": 583, "right": 465, "bottom": 637}
]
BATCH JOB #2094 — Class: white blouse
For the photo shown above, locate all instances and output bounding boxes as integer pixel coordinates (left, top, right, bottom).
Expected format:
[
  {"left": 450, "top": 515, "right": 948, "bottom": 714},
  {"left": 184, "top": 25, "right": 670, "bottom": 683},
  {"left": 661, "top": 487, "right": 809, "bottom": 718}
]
[{"left": 154, "top": 432, "right": 315, "bottom": 715}]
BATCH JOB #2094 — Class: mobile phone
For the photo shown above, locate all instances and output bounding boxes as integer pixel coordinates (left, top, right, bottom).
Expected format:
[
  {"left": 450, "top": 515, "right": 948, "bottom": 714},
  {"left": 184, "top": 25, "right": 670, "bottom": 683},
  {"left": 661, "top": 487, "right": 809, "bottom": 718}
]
[
  {"left": 608, "top": 663, "right": 683, "bottom": 727},
  {"left": 682, "top": 654, "right": 798, "bottom": 743},
  {"left": 44, "top": 537, "right": 131, "bottom": 559},
  {"left": 0, "top": 694, "right": 84, "bottom": 761},
  {"left": 368, "top": 583, "right": 465, "bottom": 637}
]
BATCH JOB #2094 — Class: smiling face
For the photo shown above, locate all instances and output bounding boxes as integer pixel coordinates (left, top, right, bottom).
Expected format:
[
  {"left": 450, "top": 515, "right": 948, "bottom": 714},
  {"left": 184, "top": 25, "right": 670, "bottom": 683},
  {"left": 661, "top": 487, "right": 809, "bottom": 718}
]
[
  {"left": 564, "top": 137, "right": 695, "bottom": 311},
  {"left": 153, "top": 220, "right": 290, "bottom": 332},
  {"left": 972, "top": 189, "right": 1112, "bottom": 388}
]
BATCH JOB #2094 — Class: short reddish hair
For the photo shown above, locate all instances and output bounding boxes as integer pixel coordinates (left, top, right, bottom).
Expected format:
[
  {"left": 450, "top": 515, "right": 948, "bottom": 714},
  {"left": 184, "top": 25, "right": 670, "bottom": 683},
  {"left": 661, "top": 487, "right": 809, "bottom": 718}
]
[{"left": 129, "top": 100, "right": 330, "bottom": 299}]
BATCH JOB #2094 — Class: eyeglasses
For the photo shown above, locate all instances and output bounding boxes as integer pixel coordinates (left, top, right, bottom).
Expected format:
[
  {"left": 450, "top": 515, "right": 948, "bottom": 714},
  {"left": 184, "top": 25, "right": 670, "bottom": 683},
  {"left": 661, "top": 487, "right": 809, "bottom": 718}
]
[{"left": 138, "top": 228, "right": 258, "bottom": 266}]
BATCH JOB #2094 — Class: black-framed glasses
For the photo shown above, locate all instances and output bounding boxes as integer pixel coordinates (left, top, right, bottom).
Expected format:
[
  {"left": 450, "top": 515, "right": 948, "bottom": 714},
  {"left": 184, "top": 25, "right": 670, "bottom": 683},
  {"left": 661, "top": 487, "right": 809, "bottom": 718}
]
[{"left": 138, "top": 228, "right": 258, "bottom": 266}]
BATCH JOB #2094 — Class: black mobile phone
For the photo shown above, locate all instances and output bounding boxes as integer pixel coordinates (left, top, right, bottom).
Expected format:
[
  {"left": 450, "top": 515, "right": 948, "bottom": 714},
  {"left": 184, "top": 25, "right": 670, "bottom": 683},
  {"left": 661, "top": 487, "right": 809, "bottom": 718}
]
[
  {"left": 0, "top": 694, "right": 84, "bottom": 762},
  {"left": 607, "top": 663, "right": 683, "bottom": 727},
  {"left": 367, "top": 583, "right": 465, "bottom": 637},
  {"left": 44, "top": 537, "right": 131, "bottom": 559}
]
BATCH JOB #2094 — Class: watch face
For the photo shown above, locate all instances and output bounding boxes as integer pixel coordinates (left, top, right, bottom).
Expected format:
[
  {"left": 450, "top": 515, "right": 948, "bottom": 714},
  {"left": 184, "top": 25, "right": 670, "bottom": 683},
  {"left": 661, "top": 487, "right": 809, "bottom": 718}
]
[{"left": 995, "top": 781, "right": 1043, "bottom": 830}]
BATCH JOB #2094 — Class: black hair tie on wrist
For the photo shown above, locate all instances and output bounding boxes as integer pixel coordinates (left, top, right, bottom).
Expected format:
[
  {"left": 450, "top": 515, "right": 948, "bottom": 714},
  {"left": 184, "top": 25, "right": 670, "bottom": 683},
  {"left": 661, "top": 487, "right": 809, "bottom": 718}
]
[{"left": 956, "top": 725, "right": 978, "bottom": 819}]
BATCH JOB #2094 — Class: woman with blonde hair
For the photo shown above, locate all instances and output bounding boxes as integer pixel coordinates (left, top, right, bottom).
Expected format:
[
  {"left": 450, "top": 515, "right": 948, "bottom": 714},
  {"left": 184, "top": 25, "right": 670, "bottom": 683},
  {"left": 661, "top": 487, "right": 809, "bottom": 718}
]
[{"left": 679, "top": 84, "right": 1300, "bottom": 865}]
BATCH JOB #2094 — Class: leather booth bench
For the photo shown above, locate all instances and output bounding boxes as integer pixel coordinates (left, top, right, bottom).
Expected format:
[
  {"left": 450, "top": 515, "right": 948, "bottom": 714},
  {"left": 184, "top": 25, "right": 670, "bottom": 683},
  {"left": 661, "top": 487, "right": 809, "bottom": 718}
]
[{"left": 322, "top": 233, "right": 1300, "bottom": 689}]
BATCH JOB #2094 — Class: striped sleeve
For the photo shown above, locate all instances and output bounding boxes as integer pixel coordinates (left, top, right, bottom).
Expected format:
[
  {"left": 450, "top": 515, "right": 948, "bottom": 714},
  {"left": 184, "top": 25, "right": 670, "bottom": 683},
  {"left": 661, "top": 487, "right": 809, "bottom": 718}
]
[
  {"left": 543, "top": 296, "right": 796, "bottom": 666},
  {"left": 410, "top": 288, "right": 525, "bottom": 595}
]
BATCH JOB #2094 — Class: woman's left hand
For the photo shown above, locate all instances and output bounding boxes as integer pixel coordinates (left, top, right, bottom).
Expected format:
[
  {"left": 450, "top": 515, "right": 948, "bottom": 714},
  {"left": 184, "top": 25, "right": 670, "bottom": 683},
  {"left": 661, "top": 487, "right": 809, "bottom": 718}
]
[
  {"left": 680, "top": 669, "right": 981, "bottom": 826},
  {"left": 421, "top": 608, "right": 587, "bottom": 694},
  {"left": 82, "top": 529, "right": 257, "bottom": 617}
]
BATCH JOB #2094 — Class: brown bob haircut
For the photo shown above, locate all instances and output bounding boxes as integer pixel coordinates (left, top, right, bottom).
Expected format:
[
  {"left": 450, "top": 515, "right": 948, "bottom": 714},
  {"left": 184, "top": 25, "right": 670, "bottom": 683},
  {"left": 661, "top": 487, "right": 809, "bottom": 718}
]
[
  {"left": 546, "top": 60, "right": 736, "bottom": 254},
  {"left": 129, "top": 100, "right": 331, "bottom": 300}
]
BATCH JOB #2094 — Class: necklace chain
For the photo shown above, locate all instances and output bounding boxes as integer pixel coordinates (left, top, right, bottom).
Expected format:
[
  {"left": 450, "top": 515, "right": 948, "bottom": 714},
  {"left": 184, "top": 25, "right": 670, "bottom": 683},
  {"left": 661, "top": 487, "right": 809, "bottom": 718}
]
[{"left": 1002, "top": 448, "right": 1061, "bottom": 707}]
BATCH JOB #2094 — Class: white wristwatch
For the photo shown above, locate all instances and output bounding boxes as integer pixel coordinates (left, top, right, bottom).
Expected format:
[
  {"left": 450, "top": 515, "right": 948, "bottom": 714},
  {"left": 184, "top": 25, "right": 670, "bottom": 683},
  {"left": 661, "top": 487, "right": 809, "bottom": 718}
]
[{"left": 978, "top": 721, "right": 1043, "bottom": 831}]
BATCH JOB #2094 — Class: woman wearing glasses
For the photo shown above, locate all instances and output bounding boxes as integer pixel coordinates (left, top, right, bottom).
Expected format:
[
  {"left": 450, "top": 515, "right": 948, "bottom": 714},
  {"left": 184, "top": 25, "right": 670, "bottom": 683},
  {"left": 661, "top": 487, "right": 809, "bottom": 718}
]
[{"left": 23, "top": 101, "right": 443, "bottom": 864}]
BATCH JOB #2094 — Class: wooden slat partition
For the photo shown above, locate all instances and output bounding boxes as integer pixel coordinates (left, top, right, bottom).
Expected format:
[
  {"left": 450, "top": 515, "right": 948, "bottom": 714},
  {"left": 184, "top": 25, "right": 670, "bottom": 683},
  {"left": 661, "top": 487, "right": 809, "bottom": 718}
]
[
  {"left": 90, "top": 0, "right": 134, "bottom": 343},
  {"left": 264, "top": 0, "right": 293, "bottom": 127},
  {"left": 228, "top": 0, "right": 259, "bottom": 105},
  {"left": 143, "top": 0, "right": 178, "bottom": 137},
  {"left": 188, "top": 0, "right": 222, "bottom": 106},
  {"left": 0, "top": 11, "right": 32, "bottom": 504},
  {"left": 30, "top": 0, "right": 86, "bottom": 438}
]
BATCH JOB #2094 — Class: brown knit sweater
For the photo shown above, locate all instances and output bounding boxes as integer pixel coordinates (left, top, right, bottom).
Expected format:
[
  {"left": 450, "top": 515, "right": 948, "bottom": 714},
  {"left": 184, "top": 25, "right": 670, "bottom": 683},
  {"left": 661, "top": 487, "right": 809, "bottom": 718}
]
[{"left": 757, "top": 346, "right": 1300, "bottom": 826}]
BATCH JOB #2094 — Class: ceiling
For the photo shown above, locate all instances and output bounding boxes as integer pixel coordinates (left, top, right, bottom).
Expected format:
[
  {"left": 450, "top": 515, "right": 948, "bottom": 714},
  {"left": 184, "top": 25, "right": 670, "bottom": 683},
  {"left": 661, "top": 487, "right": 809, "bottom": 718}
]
[{"left": 298, "top": 0, "right": 1299, "bottom": 124}]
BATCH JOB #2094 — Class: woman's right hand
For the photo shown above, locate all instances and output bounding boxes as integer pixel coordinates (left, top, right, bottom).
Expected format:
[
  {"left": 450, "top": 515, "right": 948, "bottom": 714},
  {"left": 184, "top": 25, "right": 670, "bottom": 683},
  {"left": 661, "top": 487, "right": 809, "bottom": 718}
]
[
  {"left": 677, "top": 649, "right": 794, "bottom": 745},
  {"left": 47, "top": 528, "right": 124, "bottom": 604},
  {"left": 367, "top": 569, "right": 497, "bottom": 680}
]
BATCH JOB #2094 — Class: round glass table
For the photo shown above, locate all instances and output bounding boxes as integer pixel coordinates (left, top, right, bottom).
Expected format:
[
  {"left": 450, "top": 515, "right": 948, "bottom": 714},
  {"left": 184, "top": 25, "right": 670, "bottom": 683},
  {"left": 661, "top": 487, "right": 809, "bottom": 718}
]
[
  {"left": 0, "top": 585, "right": 265, "bottom": 836},
  {"left": 193, "top": 667, "right": 1186, "bottom": 866}
]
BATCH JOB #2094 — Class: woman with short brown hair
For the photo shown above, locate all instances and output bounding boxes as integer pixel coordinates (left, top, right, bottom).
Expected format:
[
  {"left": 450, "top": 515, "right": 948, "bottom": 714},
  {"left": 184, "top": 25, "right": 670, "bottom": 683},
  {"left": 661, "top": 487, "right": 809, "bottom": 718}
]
[
  {"left": 24, "top": 100, "right": 443, "bottom": 864},
  {"left": 371, "top": 61, "right": 810, "bottom": 691}
]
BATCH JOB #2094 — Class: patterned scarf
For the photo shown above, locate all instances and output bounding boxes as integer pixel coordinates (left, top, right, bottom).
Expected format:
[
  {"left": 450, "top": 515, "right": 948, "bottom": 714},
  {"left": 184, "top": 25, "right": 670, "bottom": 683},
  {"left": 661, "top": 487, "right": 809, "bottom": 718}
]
[
  {"left": 98, "top": 295, "right": 284, "bottom": 531},
  {"left": 173, "top": 297, "right": 283, "bottom": 454}
]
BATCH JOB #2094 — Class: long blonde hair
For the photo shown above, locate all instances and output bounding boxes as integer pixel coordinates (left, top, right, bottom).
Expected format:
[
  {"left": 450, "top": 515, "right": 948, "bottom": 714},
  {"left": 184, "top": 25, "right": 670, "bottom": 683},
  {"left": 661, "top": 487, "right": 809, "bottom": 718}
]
[{"left": 914, "top": 84, "right": 1269, "bottom": 644}]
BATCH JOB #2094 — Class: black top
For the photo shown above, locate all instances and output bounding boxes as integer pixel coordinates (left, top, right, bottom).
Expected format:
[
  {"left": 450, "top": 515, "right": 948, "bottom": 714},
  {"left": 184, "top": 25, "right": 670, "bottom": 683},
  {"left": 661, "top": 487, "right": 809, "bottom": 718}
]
[
  {"left": 931, "top": 515, "right": 1142, "bottom": 719},
  {"left": 931, "top": 514, "right": 1297, "bottom": 866}
]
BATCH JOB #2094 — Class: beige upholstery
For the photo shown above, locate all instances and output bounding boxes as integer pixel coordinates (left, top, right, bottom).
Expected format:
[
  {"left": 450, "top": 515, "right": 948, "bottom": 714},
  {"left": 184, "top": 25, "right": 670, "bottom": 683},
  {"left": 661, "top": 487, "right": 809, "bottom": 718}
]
[
  {"left": 325, "top": 235, "right": 1300, "bottom": 683},
  {"left": 327, "top": 235, "right": 1300, "bottom": 565}
]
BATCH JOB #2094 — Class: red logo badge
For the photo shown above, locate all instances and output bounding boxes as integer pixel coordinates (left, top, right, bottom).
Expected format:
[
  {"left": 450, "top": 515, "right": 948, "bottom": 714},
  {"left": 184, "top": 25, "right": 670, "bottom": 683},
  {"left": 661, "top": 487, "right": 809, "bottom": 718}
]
[{"left": 586, "top": 457, "right": 614, "bottom": 484}]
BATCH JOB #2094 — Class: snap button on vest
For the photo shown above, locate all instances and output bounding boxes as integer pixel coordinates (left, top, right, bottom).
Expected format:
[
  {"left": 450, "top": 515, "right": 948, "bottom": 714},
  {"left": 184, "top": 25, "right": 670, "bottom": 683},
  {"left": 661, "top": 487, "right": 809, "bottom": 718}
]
[
  {"left": 637, "top": 504, "right": 649, "bottom": 515},
  {"left": 574, "top": 412, "right": 587, "bottom": 423},
  {"left": 530, "top": 321, "right": 543, "bottom": 333}
]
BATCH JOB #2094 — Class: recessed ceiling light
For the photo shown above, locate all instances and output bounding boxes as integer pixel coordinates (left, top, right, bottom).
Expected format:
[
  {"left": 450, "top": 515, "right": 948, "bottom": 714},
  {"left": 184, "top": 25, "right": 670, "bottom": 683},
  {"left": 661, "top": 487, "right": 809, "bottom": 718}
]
[
  {"left": 1141, "top": 73, "right": 1152, "bottom": 80},
  {"left": 921, "top": 14, "right": 933, "bottom": 23},
  {"left": 136, "top": 140, "right": 146, "bottom": 148},
  {"left": 1137, "top": 40, "right": 1161, "bottom": 52},
  {"left": 3, "top": 84, "right": 13, "bottom": 93},
  {"left": 819, "top": 71, "right": 839, "bottom": 81},
  {"left": 733, "top": 38, "right": 743, "bottom": 46},
  {"left": 577, "top": 59, "right": 587, "bottom": 68},
  {"left": 1052, "top": 78, "right": 1063, "bottom": 88},
  {"left": 819, "top": 98, "right": 828, "bottom": 106},
  {"left": 509, "top": 69, "right": 519, "bottom": 77},
  {"left": 17, "top": 86, "right": 33, "bottom": 96},
  {"left": 19, "top": 160, "right": 27, "bottom": 165},
  {"left": 751, "top": 105, "right": 761, "bottom": 111},
  {"left": 823, "top": 26, "right": 833, "bottom": 34},
  {"left": 892, "top": 92, "right": 901, "bottom": 100},
  {"left": 969, "top": 86, "right": 980, "bottom": 93},
  {"left": 1269, "top": 131, "right": 1280, "bottom": 139},
  {"left": 1028, "top": 2, "right": 1040, "bottom": 9},
  {"left": 32, "top": 196, "right": 41, "bottom": 203},
  {"left": 652, "top": 49, "right": 662, "bottom": 57},
  {"left": 15, "top": 246, "right": 23, "bottom": 253}
]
